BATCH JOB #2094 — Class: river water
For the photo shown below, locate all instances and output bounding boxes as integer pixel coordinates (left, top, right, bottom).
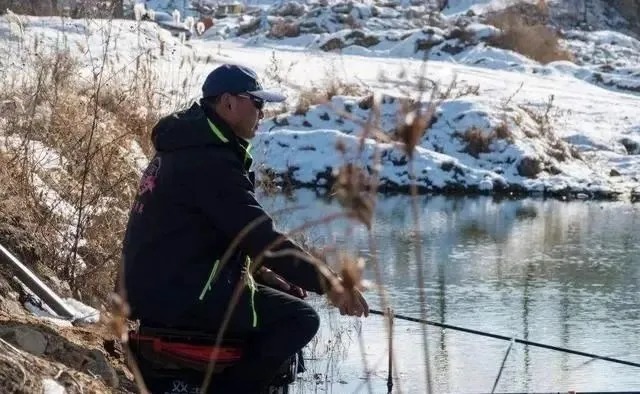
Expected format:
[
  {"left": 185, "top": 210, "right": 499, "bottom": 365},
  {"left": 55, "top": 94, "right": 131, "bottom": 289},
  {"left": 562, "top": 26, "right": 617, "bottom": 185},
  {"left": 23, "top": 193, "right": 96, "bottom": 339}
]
[{"left": 259, "top": 190, "right": 640, "bottom": 393}]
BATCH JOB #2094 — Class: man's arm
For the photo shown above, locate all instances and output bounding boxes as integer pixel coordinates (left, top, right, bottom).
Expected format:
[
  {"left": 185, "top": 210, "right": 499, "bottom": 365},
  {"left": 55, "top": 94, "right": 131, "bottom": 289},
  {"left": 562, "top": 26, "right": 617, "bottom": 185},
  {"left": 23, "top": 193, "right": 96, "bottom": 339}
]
[{"left": 188, "top": 152, "right": 332, "bottom": 294}]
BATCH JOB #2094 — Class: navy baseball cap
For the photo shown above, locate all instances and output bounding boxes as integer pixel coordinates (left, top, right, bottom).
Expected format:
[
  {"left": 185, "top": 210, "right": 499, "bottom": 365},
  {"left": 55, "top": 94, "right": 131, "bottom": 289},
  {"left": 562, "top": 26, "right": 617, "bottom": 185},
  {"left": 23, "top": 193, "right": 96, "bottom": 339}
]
[{"left": 202, "top": 64, "right": 286, "bottom": 102}]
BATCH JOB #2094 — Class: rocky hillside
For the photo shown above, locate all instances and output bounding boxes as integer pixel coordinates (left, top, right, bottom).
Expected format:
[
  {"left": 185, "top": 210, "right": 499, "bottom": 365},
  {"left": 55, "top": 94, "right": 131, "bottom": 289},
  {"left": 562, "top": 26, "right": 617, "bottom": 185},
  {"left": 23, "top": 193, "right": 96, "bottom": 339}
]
[
  {"left": 0, "top": 270, "right": 136, "bottom": 393},
  {"left": 193, "top": 0, "right": 640, "bottom": 97}
]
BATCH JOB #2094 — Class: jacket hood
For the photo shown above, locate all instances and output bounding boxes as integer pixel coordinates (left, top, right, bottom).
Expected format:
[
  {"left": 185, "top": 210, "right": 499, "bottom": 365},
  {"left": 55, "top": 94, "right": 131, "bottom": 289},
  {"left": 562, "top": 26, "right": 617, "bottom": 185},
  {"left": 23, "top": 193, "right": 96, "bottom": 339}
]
[{"left": 152, "top": 102, "right": 227, "bottom": 152}]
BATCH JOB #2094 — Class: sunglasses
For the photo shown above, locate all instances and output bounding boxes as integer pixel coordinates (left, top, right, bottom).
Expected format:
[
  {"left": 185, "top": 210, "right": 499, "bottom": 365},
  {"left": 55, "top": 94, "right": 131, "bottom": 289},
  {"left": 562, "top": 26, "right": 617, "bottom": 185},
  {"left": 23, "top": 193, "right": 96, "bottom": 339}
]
[{"left": 236, "top": 93, "right": 265, "bottom": 110}]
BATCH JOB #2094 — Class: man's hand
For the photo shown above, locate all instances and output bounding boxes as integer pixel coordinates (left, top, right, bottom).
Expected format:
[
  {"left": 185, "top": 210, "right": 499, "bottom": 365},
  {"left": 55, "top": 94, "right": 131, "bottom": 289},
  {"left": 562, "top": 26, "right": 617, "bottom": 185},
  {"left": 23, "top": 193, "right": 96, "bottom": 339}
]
[
  {"left": 256, "top": 266, "right": 307, "bottom": 298},
  {"left": 327, "top": 286, "right": 369, "bottom": 318}
]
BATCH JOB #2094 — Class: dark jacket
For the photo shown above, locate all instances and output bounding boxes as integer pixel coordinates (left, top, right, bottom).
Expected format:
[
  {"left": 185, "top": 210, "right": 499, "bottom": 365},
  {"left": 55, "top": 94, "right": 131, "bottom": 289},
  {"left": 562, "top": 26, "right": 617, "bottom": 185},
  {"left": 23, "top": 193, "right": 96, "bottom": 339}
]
[{"left": 121, "top": 101, "right": 328, "bottom": 327}]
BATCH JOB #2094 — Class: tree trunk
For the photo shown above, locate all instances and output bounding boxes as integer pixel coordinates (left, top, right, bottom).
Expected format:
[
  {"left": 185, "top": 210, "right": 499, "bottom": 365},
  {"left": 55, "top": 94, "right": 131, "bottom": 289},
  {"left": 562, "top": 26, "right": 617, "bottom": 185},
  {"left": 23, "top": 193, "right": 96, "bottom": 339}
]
[
  {"left": 0, "top": 0, "right": 52, "bottom": 14},
  {"left": 28, "top": 0, "right": 54, "bottom": 15},
  {"left": 112, "top": 0, "right": 124, "bottom": 18}
]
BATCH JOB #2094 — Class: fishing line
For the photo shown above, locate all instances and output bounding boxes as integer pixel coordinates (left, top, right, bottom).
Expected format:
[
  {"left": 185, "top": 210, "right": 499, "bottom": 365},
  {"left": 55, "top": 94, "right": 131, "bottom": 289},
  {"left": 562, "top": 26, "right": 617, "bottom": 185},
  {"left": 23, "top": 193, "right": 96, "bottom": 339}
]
[{"left": 369, "top": 309, "right": 640, "bottom": 368}]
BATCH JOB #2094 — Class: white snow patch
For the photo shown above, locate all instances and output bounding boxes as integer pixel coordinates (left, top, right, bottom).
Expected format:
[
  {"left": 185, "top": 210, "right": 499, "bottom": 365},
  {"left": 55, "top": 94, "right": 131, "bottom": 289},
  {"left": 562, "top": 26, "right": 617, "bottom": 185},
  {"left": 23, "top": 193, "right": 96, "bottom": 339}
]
[
  {"left": 43, "top": 379, "right": 67, "bottom": 394},
  {"left": 25, "top": 295, "right": 100, "bottom": 325},
  {"left": 64, "top": 298, "right": 101, "bottom": 323}
]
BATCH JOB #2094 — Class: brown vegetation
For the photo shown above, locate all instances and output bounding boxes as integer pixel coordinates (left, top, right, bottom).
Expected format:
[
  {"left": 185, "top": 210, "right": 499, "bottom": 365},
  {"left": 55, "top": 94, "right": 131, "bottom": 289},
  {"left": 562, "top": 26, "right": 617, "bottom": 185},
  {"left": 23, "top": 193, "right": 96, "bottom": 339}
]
[
  {"left": 461, "top": 123, "right": 514, "bottom": 158},
  {"left": 485, "top": 3, "right": 573, "bottom": 64},
  {"left": 517, "top": 156, "right": 542, "bottom": 178},
  {"left": 0, "top": 46, "right": 164, "bottom": 303},
  {"left": 294, "top": 80, "right": 365, "bottom": 115},
  {"left": 268, "top": 19, "right": 301, "bottom": 39}
]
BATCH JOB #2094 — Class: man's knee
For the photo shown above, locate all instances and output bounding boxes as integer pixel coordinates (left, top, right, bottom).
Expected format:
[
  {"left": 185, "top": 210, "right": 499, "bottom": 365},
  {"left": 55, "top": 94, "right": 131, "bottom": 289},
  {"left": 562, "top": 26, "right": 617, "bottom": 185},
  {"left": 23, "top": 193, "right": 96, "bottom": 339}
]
[{"left": 296, "top": 303, "right": 320, "bottom": 343}]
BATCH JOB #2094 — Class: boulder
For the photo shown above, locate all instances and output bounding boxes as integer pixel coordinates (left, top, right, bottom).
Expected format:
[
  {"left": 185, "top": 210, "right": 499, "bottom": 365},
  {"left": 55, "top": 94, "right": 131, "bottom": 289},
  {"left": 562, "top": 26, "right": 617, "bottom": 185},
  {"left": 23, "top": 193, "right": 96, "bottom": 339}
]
[{"left": 0, "top": 326, "right": 48, "bottom": 356}]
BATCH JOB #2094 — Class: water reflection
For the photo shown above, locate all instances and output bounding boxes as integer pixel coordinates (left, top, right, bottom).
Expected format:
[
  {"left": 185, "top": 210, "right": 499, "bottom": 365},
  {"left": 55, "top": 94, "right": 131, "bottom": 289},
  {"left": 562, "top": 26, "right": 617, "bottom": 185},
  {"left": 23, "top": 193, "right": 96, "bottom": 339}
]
[{"left": 259, "top": 190, "right": 640, "bottom": 392}]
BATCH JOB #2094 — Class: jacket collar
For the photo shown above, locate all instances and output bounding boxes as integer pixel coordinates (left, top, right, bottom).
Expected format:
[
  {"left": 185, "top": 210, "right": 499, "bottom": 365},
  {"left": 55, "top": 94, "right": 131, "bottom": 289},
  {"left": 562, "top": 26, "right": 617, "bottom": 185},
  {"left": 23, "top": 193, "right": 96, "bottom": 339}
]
[{"left": 201, "top": 100, "right": 254, "bottom": 171}]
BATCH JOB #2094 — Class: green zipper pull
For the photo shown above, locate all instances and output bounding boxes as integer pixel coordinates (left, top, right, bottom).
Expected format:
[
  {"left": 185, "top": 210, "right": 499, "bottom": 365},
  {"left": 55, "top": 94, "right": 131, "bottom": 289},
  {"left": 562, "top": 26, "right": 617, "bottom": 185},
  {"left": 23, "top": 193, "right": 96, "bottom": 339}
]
[
  {"left": 199, "top": 260, "right": 220, "bottom": 300},
  {"left": 244, "top": 256, "right": 258, "bottom": 328}
]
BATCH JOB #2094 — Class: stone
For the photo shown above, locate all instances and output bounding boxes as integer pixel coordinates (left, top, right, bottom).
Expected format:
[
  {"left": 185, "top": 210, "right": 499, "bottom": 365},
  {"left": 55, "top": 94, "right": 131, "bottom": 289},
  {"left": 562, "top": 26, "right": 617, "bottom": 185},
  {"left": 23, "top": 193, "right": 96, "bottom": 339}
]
[
  {"left": 0, "top": 326, "right": 48, "bottom": 356},
  {"left": 84, "top": 349, "right": 119, "bottom": 388}
]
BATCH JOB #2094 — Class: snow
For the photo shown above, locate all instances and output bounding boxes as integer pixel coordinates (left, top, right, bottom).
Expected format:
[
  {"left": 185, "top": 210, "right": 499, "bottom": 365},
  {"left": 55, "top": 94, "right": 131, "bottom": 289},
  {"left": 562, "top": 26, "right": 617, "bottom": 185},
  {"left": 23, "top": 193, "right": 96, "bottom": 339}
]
[
  {"left": 166, "top": 1, "right": 640, "bottom": 99},
  {"left": 440, "top": 0, "right": 499, "bottom": 15},
  {"left": 24, "top": 303, "right": 74, "bottom": 327},
  {"left": 63, "top": 298, "right": 101, "bottom": 323},
  {"left": 136, "top": 0, "right": 198, "bottom": 18},
  {"left": 0, "top": 136, "right": 92, "bottom": 271},
  {"left": 438, "top": 0, "right": 556, "bottom": 16},
  {"left": 25, "top": 296, "right": 100, "bottom": 325},
  {"left": 12, "top": 276, "right": 100, "bottom": 325},
  {"left": 42, "top": 379, "right": 67, "bottom": 394},
  {"left": 1, "top": 4, "right": 640, "bottom": 200},
  {"left": 255, "top": 92, "right": 625, "bottom": 196},
  {"left": 126, "top": 139, "right": 151, "bottom": 172}
]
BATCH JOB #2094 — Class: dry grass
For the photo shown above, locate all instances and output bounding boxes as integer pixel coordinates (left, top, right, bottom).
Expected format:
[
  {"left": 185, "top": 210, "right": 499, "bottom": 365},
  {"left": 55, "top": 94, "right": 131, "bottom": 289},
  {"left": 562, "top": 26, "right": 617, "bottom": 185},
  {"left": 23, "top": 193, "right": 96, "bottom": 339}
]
[
  {"left": 462, "top": 127, "right": 493, "bottom": 158},
  {"left": 518, "top": 95, "right": 555, "bottom": 138},
  {"left": 0, "top": 43, "right": 166, "bottom": 302},
  {"left": 485, "top": 4, "right": 573, "bottom": 64},
  {"left": 268, "top": 19, "right": 301, "bottom": 39},
  {"left": 262, "top": 52, "right": 298, "bottom": 117},
  {"left": 514, "top": 96, "right": 579, "bottom": 172},
  {"left": 326, "top": 79, "right": 365, "bottom": 99},
  {"left": 462, "top": 123, "right": 514, "bottom": 158},
  {"left": 0, "top": 154, "right": 53, "bottom": 283},
  {"left": 517, "top": 156, "right": 542, "bottom": 178},
  {"left": 294, "top": 87, "right": 327, "bottom": 115},
  {"left": 294, "top": 80, "right": 365, "bottom": 115},
  {"left": 494, "top": 122, "right": 512, "bottom": 141},
  {"left": 440, "top": 80, "right": 480, "bottom": 99}
]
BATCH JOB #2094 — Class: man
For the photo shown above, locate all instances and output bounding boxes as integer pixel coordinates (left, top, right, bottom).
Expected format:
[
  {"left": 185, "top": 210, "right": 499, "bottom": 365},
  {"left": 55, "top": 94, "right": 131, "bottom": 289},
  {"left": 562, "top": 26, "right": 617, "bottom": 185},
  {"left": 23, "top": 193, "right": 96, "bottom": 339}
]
[{"left": 121, "top": 64, "right": 368, "bottom": 392}]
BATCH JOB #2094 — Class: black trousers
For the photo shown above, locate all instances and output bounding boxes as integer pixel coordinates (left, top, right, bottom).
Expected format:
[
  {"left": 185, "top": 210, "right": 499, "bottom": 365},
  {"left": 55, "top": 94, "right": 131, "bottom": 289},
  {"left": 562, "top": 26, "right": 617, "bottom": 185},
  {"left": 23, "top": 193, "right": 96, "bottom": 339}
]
[{"left": 185, "top": 283, "right": 320, "bottom": 392}]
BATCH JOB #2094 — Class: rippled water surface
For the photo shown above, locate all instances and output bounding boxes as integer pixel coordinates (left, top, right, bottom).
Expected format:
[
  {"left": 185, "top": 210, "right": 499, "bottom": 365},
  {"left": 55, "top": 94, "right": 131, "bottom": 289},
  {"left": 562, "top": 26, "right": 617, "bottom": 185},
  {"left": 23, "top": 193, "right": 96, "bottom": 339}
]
[{"left": 259, "top": 191, "right": 640, "bottom": 393}]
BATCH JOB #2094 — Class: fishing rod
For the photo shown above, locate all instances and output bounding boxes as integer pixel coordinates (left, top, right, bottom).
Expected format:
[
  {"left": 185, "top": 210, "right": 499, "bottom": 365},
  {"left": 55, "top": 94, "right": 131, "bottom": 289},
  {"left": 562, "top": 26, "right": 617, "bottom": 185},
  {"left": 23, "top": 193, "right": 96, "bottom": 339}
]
[
  {"left": 0, "top": 242, "right": 75, "bottom": 319},
  {"left": 369, "top": 309, "right": 640, "bottom": 369}
]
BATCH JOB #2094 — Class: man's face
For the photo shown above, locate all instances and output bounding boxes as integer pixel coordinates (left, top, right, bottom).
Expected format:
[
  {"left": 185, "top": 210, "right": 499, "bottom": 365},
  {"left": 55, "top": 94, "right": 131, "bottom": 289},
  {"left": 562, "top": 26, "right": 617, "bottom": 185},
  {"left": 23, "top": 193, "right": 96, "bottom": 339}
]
[{"left": 230, "top": 93, "right": 264, "bottom": 140}]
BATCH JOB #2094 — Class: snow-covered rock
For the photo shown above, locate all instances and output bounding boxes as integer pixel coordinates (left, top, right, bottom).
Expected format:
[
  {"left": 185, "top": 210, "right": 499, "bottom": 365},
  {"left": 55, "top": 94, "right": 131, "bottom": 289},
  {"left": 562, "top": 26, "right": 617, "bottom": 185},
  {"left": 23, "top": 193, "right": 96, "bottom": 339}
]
[{"left": 254, "top": 93, "right": 630, "bottom": 198}]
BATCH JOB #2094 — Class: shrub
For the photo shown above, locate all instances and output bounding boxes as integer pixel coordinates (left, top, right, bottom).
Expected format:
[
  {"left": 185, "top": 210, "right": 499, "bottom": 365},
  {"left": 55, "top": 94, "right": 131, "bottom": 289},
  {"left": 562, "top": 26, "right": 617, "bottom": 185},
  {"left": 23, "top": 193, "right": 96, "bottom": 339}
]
[
  {"left": 485, "top": 5, "right": 573, "bottom": 64},
  {"left": 517, "top": 156, "right": 542, "bottom": 178},
  {"left": 462, "top": 127, "right": 493, "bottom": 158},
  {"left": 294, "top": 87, "right": 326, "bottom": 115},
  {"left": 268, "top": 19, "right": 301, "bottom": 39},
  {"left": 0, "top": 43, "right": 168, "bottom": 301},
  {"left": 294, "top": 81, "right": 365, "bottom": 115}
]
